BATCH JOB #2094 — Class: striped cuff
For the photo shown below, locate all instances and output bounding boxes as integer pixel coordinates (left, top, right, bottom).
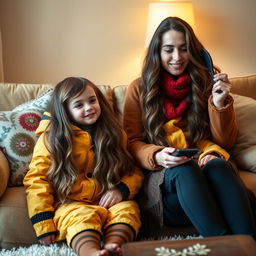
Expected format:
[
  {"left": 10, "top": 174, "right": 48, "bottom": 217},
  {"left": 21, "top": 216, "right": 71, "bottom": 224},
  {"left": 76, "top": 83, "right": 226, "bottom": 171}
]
[{"left": 31, "top": 211, "right": 54, "bottom": 225}]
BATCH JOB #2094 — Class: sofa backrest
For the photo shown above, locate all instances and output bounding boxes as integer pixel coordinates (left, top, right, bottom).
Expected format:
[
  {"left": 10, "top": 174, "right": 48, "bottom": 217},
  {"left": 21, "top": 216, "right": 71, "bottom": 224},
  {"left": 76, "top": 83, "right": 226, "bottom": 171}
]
[
  {"left": 0, "top": 83, "right": 114, "bottom": 112},
  {"left": 230, "top": 74, "right": 256, "bottom": 100},
  {"left": 0, "top": 74, "right": 255, "bottom": 113},
  {"left": 0, "top": 83, "right": 54, "bottom": 111}
]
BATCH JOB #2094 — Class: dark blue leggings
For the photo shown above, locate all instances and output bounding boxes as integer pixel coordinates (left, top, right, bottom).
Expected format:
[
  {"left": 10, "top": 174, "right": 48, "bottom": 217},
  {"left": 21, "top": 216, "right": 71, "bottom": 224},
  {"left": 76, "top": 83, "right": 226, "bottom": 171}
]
[{"left": 162, "top": 158, "right": 256, "bottom": 237}]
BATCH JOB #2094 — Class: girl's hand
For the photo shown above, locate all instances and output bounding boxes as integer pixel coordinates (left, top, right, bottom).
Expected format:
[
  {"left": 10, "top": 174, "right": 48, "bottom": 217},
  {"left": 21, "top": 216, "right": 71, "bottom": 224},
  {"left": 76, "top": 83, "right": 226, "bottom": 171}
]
[
  {"left": 99, "top": 189, "right": 122, "bottom": 209},
  {"left": 155, "top": 147, "right": 191, "bottom": 168},
  {"left": 212, "top": 73, "right": 231, "bottom": 109},
  {"left": 199, "top": 154, "right": 219, "bottom": 168},
  {"left": 39, "top": 234, "right": 56, "bottom": 245}
]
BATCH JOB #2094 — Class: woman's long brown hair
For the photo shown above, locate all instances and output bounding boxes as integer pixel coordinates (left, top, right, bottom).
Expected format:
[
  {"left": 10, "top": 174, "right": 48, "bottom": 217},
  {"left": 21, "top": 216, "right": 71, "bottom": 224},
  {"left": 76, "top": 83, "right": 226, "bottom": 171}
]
[
  {"left": 141, "top": 16, "right": 219, "bottom": 147},
  {"left": 46, "top": 77, "right": 134, "bottom": 203}
]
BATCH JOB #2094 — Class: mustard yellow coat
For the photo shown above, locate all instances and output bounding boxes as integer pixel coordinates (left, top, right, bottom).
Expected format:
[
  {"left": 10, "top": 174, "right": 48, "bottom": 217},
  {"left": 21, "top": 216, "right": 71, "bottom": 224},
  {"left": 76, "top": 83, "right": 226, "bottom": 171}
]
[
  {"left": 23, "top": 113, "right": 143, "bottom": 245},
  {"left": 163, "top": 117, "right": 230, "bottom": 161}
]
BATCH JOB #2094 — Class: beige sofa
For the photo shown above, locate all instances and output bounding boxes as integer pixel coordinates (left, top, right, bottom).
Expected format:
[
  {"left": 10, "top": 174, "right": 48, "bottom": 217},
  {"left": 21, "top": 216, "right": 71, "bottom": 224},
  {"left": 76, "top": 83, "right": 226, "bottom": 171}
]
[{"left": 0, "top": 75, "right": 256, "bottom": 249}]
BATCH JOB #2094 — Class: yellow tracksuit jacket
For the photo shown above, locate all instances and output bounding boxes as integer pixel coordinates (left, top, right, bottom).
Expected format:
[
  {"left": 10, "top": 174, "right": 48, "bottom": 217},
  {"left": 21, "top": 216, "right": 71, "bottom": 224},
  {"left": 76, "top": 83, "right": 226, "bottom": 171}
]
[{"left": 23, "top": 113, "right": 143, "bottom": 245}]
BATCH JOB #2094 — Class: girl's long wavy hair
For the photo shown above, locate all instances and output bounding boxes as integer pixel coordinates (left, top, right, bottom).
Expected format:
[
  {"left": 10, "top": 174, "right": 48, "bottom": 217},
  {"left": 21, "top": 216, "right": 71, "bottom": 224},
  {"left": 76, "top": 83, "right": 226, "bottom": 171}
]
[
  {"left": 141, "top": 17, "right": 220, "bottom": 147},
  {"left": 45, "top": 77, "right": 134, "bottom": 203}
]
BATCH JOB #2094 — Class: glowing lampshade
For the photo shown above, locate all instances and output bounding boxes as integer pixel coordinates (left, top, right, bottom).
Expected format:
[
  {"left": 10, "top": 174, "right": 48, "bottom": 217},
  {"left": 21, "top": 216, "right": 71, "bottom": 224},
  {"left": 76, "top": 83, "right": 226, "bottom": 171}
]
[{"left": 145, "top": 1, "right": 195, "bottom": 47}]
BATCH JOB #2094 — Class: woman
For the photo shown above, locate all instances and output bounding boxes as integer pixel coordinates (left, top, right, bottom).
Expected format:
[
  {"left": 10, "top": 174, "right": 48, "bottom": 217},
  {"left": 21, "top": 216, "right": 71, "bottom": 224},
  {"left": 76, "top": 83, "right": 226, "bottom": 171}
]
[{"left": 123, "top": 17, "right": 255, "bottom": 238}]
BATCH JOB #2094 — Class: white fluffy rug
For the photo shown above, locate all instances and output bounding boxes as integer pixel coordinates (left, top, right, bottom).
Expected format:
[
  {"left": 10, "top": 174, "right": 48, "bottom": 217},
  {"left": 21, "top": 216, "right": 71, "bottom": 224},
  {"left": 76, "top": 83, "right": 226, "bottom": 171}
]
[
  {"left": 0, "top": 235, "right": 200, "bottom": 256},
  {"left": 0, "top": 243, "right": 77, "bottom": 256}
]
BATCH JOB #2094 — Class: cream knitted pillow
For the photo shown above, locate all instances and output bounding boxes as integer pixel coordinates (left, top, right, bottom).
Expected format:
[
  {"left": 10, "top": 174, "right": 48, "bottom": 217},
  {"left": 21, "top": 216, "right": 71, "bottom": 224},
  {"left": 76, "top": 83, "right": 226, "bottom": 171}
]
[{"left": 230, "top": 94, "right": 256, "bottom": 172}]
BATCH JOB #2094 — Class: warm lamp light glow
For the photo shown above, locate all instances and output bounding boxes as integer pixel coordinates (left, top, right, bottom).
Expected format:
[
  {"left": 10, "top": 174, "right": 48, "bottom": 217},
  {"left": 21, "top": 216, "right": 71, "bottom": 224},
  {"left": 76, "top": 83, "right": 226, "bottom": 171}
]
[{"left": 145, "top": 1, "right": 195, "bottom": 47}]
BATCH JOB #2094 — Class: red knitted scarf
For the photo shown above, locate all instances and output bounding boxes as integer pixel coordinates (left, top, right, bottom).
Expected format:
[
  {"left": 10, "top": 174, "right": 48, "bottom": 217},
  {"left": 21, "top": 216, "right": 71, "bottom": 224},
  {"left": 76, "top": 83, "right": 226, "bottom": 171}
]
[{"left": 161, "top": 72, "right": 191, "bottom": 120}]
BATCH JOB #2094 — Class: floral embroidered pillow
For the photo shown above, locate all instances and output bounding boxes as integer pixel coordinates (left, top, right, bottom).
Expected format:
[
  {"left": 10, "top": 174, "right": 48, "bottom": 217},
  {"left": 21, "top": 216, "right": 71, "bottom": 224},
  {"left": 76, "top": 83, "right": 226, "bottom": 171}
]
[{"left": 0, "top": 89, "right": 53, "bottom": 186}]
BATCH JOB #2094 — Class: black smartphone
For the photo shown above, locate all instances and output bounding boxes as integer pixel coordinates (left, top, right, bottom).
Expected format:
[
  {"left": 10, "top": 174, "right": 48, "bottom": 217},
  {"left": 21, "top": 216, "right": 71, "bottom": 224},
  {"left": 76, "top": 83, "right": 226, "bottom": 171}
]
[
  {"left": 171, "top": 148, "right": 199, "bottom": 157},
  {"left": 201, "top": 49, "right": 214, "bottom": 82},
  {"left": 201, "top": 48, "right": 222, "bottom": 94}
]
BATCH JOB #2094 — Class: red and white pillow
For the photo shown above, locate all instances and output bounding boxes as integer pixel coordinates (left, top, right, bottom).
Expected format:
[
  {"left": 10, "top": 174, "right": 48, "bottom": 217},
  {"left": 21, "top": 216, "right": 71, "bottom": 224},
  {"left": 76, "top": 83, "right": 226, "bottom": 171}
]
[{"left": 0, "top": 89, "right": 53, "bottom": 186}]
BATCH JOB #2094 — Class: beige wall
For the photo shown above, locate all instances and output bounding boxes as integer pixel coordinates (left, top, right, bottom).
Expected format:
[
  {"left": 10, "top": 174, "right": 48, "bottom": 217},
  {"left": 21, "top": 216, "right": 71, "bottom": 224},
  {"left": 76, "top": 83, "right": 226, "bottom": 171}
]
[{"left": 0, "top": 0, "right": 255, "bottom": 86}]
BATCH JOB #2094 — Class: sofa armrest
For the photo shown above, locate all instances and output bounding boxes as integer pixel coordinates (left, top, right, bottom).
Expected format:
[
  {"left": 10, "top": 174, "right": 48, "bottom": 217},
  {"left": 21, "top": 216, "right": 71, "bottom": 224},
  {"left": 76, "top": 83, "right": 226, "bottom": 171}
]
[{"left": 0, "top": 150, "right": 10, "bottom": 197}]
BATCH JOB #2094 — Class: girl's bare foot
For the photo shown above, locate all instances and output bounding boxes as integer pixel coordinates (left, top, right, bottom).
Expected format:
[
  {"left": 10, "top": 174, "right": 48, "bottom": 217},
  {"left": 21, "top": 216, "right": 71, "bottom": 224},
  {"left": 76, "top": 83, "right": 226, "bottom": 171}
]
[{"left": 104, "top": 243, "right": 122, "bottom": 256}]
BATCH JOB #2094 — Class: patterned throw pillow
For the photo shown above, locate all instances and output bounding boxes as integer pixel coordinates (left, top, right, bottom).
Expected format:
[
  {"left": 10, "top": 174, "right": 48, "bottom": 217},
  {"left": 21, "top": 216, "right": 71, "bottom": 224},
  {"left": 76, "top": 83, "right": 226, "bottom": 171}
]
[{"left": 0, "top": 89, "right": 53, "bottom": 186}]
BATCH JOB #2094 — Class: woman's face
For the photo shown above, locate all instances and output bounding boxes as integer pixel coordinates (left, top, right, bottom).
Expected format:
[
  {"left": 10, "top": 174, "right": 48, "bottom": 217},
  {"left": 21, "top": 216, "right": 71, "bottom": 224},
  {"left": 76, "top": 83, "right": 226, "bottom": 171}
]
[{"left": 160, "top": 30, "right": 189, "bottom": 76}]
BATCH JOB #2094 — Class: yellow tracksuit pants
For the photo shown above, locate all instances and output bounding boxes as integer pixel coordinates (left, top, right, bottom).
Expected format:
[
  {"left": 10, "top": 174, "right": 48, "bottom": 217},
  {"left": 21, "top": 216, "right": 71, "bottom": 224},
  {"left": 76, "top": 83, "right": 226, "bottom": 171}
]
[{"left": 53, "top": 200, "right": 141, "bottom": 246}]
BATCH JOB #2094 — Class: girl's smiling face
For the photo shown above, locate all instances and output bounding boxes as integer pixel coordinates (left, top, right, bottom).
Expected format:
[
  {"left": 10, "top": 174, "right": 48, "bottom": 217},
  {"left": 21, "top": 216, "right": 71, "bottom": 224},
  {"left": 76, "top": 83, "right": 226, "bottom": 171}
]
[
  {"left": 160, "top": 30, "right": 189, "bottom": 76},
  {"left": 67, "top": 85, "right": 101, "bottom": 126}
]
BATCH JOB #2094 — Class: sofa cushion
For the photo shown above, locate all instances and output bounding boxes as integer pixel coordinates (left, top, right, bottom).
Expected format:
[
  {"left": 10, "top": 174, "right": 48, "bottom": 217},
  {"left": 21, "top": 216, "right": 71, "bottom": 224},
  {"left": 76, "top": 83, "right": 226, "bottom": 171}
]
[
  {"left": 0, "top": 89, "right": 53, "bottom": 186},
  {"left": 230, "top": 94, "right": 256, "bottom": 173},
  {"left": 0, "top": 187, "right": 37, "bottom": 249}
]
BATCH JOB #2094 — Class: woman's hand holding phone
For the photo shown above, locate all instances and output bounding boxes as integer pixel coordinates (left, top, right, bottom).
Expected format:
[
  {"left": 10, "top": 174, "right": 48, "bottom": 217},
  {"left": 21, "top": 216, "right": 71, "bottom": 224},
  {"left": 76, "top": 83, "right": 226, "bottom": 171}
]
[{"left": 155, "top": 147, "right": 192, "bottom": 168}]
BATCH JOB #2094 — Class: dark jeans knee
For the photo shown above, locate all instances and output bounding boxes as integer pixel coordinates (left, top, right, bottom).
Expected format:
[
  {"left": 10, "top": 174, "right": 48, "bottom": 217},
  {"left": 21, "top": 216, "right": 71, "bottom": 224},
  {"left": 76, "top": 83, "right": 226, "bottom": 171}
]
[
  {"left": 163, "top": 160, "right": 201, "bottom": 193},
  {"left": 203, "top": 158, "right": 233, "bottom": 180}
]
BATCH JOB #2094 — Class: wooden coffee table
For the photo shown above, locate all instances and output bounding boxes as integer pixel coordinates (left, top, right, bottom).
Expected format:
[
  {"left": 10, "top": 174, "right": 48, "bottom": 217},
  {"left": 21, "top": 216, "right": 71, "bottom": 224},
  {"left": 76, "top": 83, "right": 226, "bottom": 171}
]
[{"left": 122, "top": 235, "right": 256, "bottom": 256}]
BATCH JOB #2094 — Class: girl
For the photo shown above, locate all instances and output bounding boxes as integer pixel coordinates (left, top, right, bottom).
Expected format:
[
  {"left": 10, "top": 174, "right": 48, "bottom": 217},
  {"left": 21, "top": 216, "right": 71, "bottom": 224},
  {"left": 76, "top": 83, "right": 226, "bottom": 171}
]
[
  {"left": 24, "top": 77, "right": 143, "bottom": 256},
  {"left": 123, "top": 17, "right": 256, "bottom": 238}
]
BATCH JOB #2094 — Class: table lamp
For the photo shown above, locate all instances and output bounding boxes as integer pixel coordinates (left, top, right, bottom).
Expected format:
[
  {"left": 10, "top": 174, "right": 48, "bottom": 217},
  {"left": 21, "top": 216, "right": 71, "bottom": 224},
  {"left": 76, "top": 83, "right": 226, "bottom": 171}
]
[{"left": 145, "top": 1, "right": 195, "bottom": 47}]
